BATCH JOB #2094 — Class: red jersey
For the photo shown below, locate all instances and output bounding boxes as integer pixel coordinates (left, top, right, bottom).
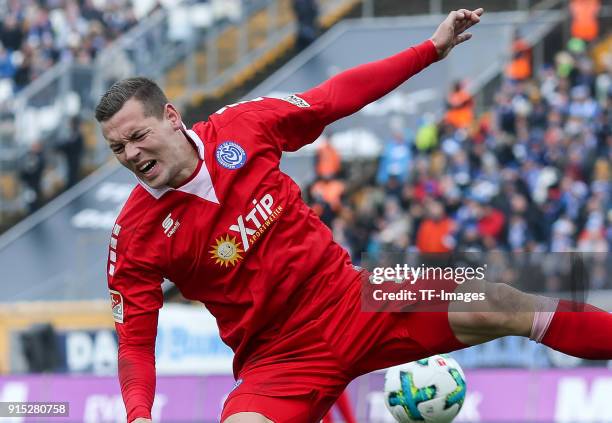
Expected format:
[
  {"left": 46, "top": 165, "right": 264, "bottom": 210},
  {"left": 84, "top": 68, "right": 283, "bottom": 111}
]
[{"left": 107, "top": 40, "right": 438, "bottom": 422}]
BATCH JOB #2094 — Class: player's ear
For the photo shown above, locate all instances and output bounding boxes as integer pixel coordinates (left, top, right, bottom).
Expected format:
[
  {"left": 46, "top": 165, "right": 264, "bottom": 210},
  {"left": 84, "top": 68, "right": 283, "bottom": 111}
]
[{"left": 164, "top": 103, "right": 182, "bottom": 131}]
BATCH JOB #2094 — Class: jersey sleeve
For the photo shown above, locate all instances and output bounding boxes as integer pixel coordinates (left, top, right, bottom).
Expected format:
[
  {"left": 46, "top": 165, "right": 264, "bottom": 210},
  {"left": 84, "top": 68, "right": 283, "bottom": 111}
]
[
  {"left": 107, "top": 225, "right": 163, "bottom": 423},
  {"left": 260, "top": 39, "right": 439, "bottom": 152}
]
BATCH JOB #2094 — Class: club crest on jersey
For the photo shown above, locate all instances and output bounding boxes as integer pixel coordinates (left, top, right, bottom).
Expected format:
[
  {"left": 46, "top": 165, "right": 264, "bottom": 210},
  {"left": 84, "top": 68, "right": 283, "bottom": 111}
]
[
  {"left": 215, "top": 141, "right": 247, "bottom": 170},
  {"left": 210, "top": 235, "right": 244, "bottom": 267},
  {"left": 109, "top": 290, "right": 124, "bottom": 323}
]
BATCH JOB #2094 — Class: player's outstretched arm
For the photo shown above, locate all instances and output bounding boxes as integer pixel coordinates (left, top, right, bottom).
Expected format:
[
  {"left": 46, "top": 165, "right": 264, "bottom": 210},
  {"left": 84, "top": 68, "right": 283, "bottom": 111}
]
[
  {"left": 295, "top": 8, "right": 484, "bottom": 126},
  {"left": 429, "top": 8, "right": 484, "bottom": 59}
]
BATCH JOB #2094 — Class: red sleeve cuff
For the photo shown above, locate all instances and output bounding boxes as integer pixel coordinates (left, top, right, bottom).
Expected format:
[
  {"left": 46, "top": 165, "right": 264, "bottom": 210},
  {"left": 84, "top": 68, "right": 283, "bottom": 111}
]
[
  {"left": 128, "top": 406, "right": 151, "bottom": 423},
  {"left": 418, "top": 39, "right": 440, "bottom": 64}
]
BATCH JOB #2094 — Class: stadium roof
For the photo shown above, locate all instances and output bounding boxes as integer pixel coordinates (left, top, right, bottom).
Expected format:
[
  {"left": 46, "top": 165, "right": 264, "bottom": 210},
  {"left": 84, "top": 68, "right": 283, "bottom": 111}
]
[{"left": 0, "top": 11, "right": 564, "bottom": 303}]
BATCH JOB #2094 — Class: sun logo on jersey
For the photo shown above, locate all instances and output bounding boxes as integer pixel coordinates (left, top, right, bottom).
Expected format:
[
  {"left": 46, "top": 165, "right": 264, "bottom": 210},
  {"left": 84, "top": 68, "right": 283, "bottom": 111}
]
[{"left": 210, "top": 235, "right": 244, "bottom": 267}]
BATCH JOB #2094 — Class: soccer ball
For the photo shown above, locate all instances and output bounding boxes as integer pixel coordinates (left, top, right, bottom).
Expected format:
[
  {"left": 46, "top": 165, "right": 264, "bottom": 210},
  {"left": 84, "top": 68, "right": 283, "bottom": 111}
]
[{"left": 384, "top": 354, "right": 467, "bottom": 423}]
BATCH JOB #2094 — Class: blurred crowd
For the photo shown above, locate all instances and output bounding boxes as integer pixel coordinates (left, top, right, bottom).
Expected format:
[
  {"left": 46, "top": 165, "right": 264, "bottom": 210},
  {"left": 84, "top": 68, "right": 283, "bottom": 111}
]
[
  {"left": 0, "top": 0, "right": 141, "bottom": 102},
  {"left": 307, "top": 36, "right": 611, "bottom": 266}
]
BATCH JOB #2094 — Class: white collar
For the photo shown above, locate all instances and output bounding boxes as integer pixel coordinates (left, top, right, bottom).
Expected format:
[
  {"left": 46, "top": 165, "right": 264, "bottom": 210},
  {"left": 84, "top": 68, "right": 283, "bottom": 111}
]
[{"left": 136, "top": 124, "right": 219, "bottom": 204}]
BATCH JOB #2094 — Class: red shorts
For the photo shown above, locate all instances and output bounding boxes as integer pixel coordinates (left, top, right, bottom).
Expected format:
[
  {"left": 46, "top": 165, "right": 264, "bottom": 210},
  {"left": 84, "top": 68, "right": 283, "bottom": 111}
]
[{"left": 221, "top": 271, "right": 466, "bottom": 422}]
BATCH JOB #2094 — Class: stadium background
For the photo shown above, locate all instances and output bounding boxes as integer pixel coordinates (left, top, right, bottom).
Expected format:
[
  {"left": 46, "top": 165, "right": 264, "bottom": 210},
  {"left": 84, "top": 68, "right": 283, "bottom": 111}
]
[{"left": 0, "top": 0, "right": 610, "bottom": 421}]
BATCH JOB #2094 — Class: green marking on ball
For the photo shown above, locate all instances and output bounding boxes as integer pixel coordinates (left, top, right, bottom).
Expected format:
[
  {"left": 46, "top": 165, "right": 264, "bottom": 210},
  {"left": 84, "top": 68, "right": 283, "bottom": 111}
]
[
  {"left": 388, "top": 370, "right": 437, "bottom": 420},
  {"left": 445, "top": 368, "right": 466, "bottom": 409}
]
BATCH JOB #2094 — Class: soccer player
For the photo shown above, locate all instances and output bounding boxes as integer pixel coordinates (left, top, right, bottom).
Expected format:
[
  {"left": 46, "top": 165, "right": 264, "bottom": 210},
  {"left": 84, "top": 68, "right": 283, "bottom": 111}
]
[{"left": 97, "top": 8, "right": 612, "bottom": 423}]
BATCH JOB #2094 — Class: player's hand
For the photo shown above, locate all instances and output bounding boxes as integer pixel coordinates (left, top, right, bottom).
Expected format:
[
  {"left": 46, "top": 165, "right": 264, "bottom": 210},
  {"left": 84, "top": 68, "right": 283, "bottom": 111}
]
[
  {"left": 131, "top": 419, "right": 152, "bottom": 423},
  {"left": 429, "top": 8, "right": 484, "bottom": 60}
]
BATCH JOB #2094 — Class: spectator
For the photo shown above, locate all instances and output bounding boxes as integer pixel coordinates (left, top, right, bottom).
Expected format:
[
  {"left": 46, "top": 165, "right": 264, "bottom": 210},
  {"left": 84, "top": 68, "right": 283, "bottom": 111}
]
[
  {"left": 316, "top": 135, "right": 341, "bottom": 179},
  {"left": 378, "top": 197, "right": 411, "bottom": 252},
  {"left": 310, "top": 193, "right": 335, "bottom": 228},
  {"left": 569, "top": 0, "right": 600, "bottom": 43},
  {"left": 568, "top": 85, "right": 599, "bottom": 121},
  {"left": 13, "top": 45, "right": 32, "bottom": 90},
  {"left": 310, "top": 176, "right": 345, "bottom": 213},
  {"left": 505, "top": 29, "right": 532, "bottom": 82},
  {"left": 292, "top": 0, "right": 320, "bottom": 51},
  {"left": 477, "top": 202, "right": 506, "bottom": 248},
  {"left": 416, "top": 199, "right": 456, "bottom": 253},
  {"left": 56, "top": 116, "right": 84, "bottom": 187},
  {"left": 0, "top": 43, "right": 15, "bottom": 79},
  {"left": 0, "top": 14, "right": 24, "bottom": 52},
  {"left": 457, "top": 223, "right": 484, "bottom": 252},
  {"left": 415, "top": 113, "right": 438, "bottom": 153},
  {"left": 376, "top": 118, "right": 412, "bottom": 184},
  {"left": 494, "top": 91, "right": 517, "bottom": 135},
  {"left": 445, "top": 80, "right": 474, "bottom": 129},
  {"left": 507, "top": 214, "right": 529, "bottom": 251},
  {"left": 550, "top": 216, "right": 576, "bottom": 252},
  {"left": 577, "top": 212, "right": 608, "bottom": 252},
  {"left": 19, "top": 142, "right": 46, "bottom": 213}
]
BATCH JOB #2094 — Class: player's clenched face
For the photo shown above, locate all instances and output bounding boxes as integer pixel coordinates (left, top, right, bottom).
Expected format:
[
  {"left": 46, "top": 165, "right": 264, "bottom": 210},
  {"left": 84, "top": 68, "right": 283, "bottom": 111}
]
[{"left": 101, "top": 98, "right": 198, "bottom": 189}]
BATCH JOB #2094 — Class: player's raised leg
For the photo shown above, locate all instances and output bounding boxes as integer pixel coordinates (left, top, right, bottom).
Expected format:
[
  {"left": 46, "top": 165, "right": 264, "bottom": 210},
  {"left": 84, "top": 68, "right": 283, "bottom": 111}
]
[
  {"left": 447, "top": 281, "right": 612, "bottom": 359},
  {"left": 447, "top": 281, "right": 536, "bottom": 345}
]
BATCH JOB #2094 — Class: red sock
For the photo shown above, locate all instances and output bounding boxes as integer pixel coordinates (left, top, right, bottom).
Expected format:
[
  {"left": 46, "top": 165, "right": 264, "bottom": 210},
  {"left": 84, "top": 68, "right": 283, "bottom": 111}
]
[{"left": 541, "top": 300, "right": 612, "bottom": 360}]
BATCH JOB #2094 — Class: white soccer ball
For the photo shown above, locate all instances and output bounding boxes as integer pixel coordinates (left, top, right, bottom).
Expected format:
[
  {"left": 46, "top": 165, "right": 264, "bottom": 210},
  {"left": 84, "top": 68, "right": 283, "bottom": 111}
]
[{"left": 384, "top": 355, "right": 467, "bottom": 423}]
